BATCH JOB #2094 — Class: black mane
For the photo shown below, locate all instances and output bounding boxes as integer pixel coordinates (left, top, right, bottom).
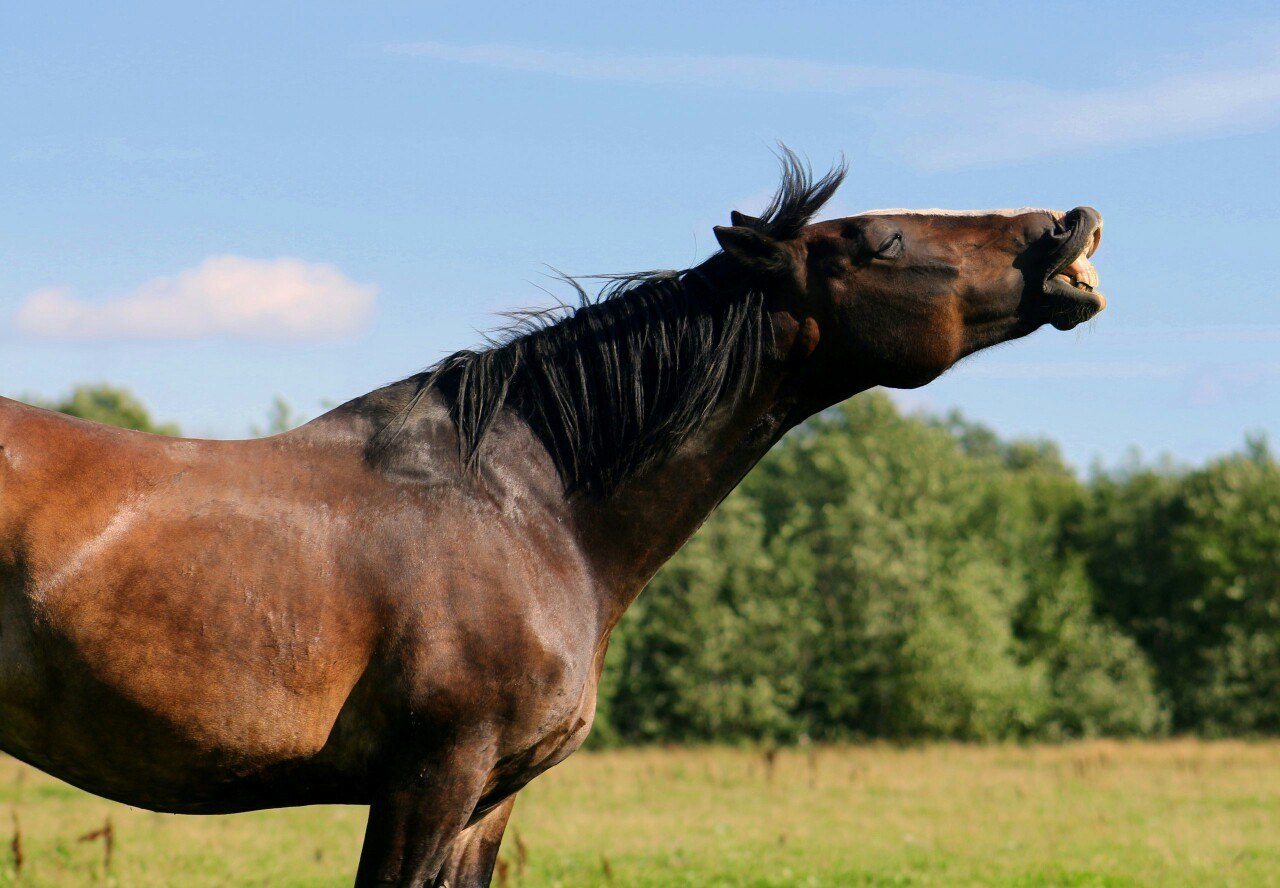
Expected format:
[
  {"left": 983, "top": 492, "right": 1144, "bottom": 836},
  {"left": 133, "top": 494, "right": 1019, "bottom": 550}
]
[{"left": 371, "top": 149, "right": 846, "bottom": 497}]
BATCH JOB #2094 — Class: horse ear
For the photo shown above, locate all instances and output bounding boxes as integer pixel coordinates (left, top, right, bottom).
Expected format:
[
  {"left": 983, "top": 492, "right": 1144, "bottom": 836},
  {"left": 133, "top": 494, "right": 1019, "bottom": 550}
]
[
  {"left": 730, "top": 210, "right": 759, "bottom": 228},
  {"left": 713, "top": 225, "right": 792, "bottom": 276}
]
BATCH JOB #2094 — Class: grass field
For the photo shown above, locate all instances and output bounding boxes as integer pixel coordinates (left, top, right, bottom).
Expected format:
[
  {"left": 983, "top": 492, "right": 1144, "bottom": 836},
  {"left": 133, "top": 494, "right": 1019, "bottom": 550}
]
[{"left": 3, "top": 741, "right": 1280, "bottom": 886}]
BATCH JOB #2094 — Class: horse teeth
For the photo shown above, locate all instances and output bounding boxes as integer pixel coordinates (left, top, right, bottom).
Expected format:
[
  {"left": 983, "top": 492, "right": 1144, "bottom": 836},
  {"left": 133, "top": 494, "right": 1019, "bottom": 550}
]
[{"left": 1058, "top": 254, "right": 1099, "bottom": 291}]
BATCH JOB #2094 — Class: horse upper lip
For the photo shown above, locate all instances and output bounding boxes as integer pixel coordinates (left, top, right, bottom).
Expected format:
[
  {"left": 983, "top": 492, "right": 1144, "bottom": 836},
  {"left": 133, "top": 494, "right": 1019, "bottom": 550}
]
[
  {"left": 1045, "top": 206, "right": 1104, "bottom": 297},
  {"left": 1047, "top": 207, "right": 1103, "bottom": 280}
]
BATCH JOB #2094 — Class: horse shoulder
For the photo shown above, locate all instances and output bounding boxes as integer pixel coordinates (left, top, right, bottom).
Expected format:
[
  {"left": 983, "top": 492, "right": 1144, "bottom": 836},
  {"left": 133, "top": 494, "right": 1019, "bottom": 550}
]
[{"left": 369, "top": 484, "right": 603, "bottom": 745}]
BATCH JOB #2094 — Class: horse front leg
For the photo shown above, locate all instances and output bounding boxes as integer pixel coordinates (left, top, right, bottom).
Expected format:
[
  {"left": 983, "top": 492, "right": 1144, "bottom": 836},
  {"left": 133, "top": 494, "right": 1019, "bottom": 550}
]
[
  {"left": 353, "top": 748, "right": 494, "bottom": 888},
  {"left": 433, "top": 794, "right": 517, "bottom": 888}
]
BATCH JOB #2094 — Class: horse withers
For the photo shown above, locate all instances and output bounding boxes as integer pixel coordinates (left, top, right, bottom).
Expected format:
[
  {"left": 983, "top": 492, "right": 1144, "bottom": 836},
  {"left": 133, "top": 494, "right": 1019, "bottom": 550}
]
[{"left": 0, "top": 151, "right": 1104, "bottom": 886}]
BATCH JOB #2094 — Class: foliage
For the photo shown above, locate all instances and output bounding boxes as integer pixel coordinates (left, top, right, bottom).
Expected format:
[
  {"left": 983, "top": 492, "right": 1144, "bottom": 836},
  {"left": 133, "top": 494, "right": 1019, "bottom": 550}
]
[
  {"left": 28, "top": 383, "right": 181, "bottom": 435},
  {"left": 251, "top": 395, "right": 304, "bottom": 437},
  {"left": 606, "top": 394, "right": 1167, "bottom": 743},
  {"left": 26, "top": 385, "right": 306, "bottom": 439},
  {"left": 1078, "top": 436, "right": 1280, "bottom": 734}
]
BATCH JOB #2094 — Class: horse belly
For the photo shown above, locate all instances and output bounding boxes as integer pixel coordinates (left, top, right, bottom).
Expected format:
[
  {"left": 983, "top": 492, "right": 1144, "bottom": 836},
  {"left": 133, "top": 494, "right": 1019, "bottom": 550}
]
[
  {"left": 0, "top": 579, "right": 48, "bottom": 751},
  {"left": 0, "top": 635, "right": 377, "bottom": 813},
  {"left": 0, "top": 615, "right": 371, "bottom": 813},
  {"left": 1, "top": 525, "right": 381, "bottom": 811}
]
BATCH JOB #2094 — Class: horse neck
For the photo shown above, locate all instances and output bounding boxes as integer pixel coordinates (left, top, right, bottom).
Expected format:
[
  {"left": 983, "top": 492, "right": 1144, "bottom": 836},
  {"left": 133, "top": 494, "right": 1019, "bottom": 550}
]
[{"left": 570, "top": 332, "right": 847, "bottom": 634}]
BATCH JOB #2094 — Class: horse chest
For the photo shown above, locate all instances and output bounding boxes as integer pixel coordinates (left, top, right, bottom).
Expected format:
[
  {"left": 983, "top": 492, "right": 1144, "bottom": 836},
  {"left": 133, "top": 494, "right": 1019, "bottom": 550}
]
[{"left": 481, "top": 673, "right": 599, "bottom": 807}]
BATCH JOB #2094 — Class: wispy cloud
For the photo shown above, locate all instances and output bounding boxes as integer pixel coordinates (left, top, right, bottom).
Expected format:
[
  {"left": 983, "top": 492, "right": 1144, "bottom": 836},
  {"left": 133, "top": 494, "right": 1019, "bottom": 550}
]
[
  {"left": 8, "top": 136, "right": 203, "bottom": 163},
  {"left": 16, "top": 256, "right": 376, "bottom": 341},
  {"left": 386, "top": 40, "right": 987, "bottom": 94},
  {"left": 1126, "top": 324, "right": 1280, "bottom": 345},
  {"left": 956, "top": 355, "right": 1280, "bottom": 409},
  {"left": 956, "top": 360, "right": 1182, "bottom": 381},
  {"left": 1184, "top": 362, "right": 1280, "bottom": 407},
  {"left": 388, "top": 39, "right": 1280, "bottom": 168}
]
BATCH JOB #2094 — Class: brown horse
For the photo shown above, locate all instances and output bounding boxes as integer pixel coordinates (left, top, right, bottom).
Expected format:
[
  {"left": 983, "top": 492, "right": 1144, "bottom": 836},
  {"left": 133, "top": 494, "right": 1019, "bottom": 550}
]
[{"left": 0, "top": 151, "right": 1105, "bottom": 886}]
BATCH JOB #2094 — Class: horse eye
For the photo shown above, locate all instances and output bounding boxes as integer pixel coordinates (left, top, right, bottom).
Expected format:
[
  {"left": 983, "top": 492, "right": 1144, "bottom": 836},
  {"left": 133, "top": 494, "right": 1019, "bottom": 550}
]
[{"left": 875, "top": 232, "right": 903, "bottom": 260}]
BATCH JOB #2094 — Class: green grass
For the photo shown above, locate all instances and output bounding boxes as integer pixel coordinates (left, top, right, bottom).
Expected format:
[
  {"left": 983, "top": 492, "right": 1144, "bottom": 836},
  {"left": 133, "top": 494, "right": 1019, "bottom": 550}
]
[{"left": 4, "top": 741, "right": 1280, "bottom": 886}]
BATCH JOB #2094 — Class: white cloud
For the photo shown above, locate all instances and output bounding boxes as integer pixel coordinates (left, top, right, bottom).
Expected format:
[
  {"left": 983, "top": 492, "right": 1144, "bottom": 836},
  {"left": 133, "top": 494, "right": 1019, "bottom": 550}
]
[
  {"left": 388, "top": 39, "right": 1280, "bottom": 168},
  {"left": 15, "top": 256, "right": 376, "bottom": 341}
]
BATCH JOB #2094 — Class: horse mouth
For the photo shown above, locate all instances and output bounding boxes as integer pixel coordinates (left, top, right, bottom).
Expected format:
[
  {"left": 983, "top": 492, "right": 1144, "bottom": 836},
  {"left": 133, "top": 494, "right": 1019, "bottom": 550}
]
[{"left": 1042, "top": 207, "right": 1105, "bottom": 331}]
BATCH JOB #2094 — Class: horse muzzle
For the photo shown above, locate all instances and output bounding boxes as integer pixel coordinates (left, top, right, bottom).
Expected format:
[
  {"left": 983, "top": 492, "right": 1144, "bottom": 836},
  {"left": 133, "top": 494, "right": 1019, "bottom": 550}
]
[{"left": 1042, "top": 206, "right": 1106, "bottom": 331}]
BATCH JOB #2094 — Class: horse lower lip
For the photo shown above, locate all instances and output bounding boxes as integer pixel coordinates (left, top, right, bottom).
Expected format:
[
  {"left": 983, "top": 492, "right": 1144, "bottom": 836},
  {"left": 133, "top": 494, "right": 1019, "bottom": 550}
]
[{"left": 1047, "top": 275, "right": 1106, "bottom": 315}]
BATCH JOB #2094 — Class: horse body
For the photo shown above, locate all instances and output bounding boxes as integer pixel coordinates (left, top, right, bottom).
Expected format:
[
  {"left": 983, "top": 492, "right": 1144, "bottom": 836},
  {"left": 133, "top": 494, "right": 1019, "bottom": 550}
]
[
  {"left": 0, "top": 394, "right": 602, "bottom": 818},
  {"left": 0, "top": 152, "right": 1108, "bottom": 886}
]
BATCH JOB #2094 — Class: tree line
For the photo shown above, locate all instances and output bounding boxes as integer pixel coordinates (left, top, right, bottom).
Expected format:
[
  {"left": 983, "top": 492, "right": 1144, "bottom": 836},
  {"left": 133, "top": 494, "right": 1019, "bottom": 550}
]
[
  {"left": 31, "top": 384, "right": 1280, "bottom": 742},
  {"left": 598, "top": 394, "right": 1279, "bottom": 744}
]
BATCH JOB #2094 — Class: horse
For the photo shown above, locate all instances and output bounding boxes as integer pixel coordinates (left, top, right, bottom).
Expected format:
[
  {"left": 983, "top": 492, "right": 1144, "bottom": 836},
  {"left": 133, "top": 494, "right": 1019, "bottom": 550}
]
[{"left": 0, "top": 150, "right": 1105, "bottom": 886}]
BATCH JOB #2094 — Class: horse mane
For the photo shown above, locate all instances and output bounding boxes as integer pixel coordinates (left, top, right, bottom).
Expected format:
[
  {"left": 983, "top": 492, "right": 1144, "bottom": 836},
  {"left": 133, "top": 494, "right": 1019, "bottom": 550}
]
[{"left": 370, "top": 148, "right": 846, "bottom": 497}]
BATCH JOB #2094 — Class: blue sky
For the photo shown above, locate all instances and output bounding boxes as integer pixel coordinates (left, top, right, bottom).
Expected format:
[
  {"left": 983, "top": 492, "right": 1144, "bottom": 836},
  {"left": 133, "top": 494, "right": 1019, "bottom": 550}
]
[{"left": 3, "top": 1, "right": 1279, "bottom": 470}]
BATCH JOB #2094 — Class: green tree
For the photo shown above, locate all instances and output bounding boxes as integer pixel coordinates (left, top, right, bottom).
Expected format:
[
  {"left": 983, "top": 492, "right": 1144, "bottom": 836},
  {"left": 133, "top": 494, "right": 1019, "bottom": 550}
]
[
  {"left": 606, "top": 494, "right": 811, "bottom": 743},
  {"left": 600, "top": 393, "right": 1164, "bottom": 744},
  {"left": 1080, "top": 437, "right": 1280, "bottom": 733},
  {"left": 31, "top": 383, "right": 180, "bottom": 435},
  {"left": 251, "top": 396, "right": 303, "bottom": 437}
]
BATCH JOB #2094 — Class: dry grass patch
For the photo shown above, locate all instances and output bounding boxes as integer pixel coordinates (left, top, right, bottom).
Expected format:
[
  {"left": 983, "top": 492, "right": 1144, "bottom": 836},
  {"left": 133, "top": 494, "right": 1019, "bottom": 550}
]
[{"left": 4, "top": 741, "right": 1280, "bottom": 886}]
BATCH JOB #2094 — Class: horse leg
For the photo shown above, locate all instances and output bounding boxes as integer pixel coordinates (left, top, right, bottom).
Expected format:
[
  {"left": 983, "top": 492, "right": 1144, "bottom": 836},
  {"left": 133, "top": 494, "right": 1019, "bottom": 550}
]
[
  {"left": 353, "top": 752, "right": 492, "bottom": 888},
  {"left": 433, "top": 795, "right": 517, "bottom": 888}
]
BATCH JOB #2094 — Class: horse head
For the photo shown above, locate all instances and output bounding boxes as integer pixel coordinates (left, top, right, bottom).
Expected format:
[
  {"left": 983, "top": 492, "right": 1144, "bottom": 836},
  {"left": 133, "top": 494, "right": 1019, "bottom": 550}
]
[{"left": 715, "top": 199, "right": 1105, "bottom": 393}]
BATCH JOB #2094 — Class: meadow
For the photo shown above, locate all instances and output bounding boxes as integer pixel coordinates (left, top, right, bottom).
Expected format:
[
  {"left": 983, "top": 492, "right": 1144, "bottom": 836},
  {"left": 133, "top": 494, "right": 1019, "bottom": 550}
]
[{"left": 3, "top": 741, "right": 1280, "bottom": 887}]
